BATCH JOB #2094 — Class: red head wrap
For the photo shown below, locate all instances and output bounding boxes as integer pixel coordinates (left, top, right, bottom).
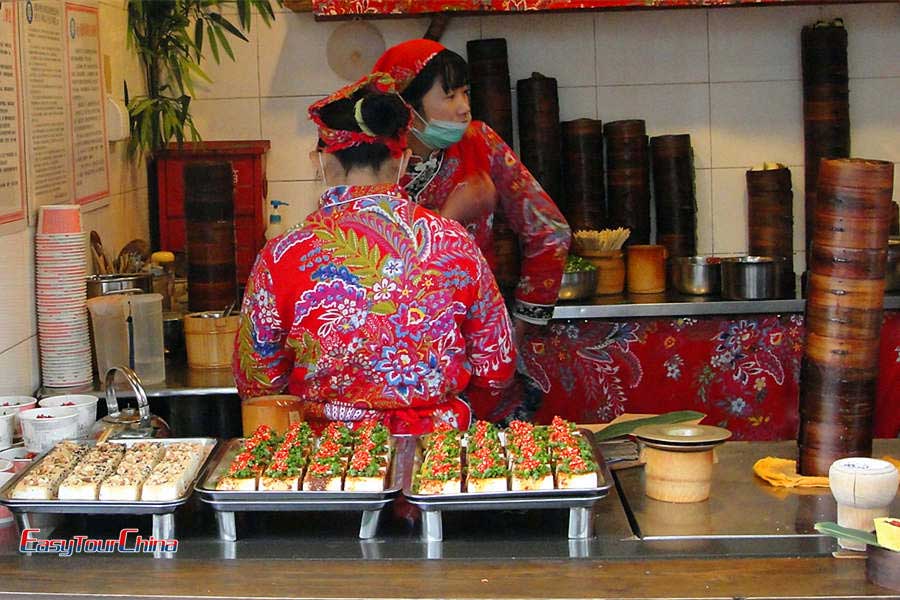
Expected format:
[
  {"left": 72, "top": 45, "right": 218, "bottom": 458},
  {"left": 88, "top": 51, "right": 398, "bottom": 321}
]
[
  {"left": 372, "top": 39, "right": 447, "bottom": 93},
  {"left": 307, "top": 72, "right": 411, "bottom": 157}
]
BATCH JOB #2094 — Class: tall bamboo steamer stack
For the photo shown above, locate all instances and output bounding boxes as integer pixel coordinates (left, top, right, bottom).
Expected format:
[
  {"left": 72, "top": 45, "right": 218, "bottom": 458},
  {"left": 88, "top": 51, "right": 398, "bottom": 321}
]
[
  {"left": 517, "top": 73, "right": 563, "bottom": 206},
  {"left": 746, "top": 165, "right": 795, "bottom": 297},
  {"left": 562, "top": 118, "right": 605, "bottom": 231},
  {"left": 467, "top": 39, "right": 514, "bottom": 145},
  {"left": 651, "top": 134, "right": 697, "bottom": 258},
  {"left": 605, "top": 120, "right": 651, "bottom": 246},
  {"left": 801, "top": 20, "right": 851, "bottom": 261},
  {"left": 798, "top": 158, "right": 894, "bottom": 476}
]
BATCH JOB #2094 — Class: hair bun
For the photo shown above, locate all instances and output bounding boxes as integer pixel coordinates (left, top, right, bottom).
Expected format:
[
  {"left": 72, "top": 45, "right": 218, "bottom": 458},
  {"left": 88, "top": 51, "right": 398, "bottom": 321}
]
[{"left": 359, "top": 94, "right": 409, "bottom": 138}]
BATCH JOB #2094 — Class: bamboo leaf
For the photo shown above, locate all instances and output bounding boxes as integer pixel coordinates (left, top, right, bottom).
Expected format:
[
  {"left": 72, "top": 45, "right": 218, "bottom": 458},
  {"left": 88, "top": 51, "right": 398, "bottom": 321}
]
[
  {"left": 209, "top": 12, "right": 248, "bottom": 42},
  {"left": 594, "top": 411, "right": 707, "bottom": 441},
  {"left": 206, "top": 22, "right": 220, "bottom": 63},
  {"left": 814, "top": 522, "right": 882, "bottom": 548},
  {"left": 213, "top": 25, "right": 235, "bottom": 61},
  {"left": 236, "top": 0, "right": 251, "bottom": 30}
]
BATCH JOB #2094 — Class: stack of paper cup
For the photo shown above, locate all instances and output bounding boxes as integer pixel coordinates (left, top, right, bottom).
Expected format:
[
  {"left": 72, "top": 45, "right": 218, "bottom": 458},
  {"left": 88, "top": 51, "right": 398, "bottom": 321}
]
[{"left": 35, "top": 205, "right": 92, "bottom": 388}]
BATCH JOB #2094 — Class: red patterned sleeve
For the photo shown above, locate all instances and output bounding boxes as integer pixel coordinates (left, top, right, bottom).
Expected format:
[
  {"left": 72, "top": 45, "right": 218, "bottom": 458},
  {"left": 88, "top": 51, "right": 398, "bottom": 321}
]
[
  {"left": 479, "top": 122, "right": 571, "bottom": 324},
  {"left": 233, "top": 250, "right": 294, "bottom": 399},
  {"left": 459, "top": 238, "right": 518, "bottom": 419}
]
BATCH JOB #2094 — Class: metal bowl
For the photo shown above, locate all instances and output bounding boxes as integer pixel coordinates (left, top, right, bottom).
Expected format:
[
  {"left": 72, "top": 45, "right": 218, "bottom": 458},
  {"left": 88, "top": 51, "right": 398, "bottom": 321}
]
[
  {"left": 888, "top": 237, "right": 900, "bottom": 293},
  {"left": 558, "top": 270, "right": 597, "bottom": 301},
  {"left": 670, "top": 256, "right": 721, "bottom": 295},
  {"left": 720, "top": 256, "right": 784, "bottom": 300}
]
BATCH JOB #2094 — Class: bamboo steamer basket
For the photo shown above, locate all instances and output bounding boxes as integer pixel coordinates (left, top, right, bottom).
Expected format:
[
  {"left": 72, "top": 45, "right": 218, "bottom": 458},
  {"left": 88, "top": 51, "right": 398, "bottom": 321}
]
[
  {"left": 808, "top": 243, "right": 887, "bottom": 280},
  {"left": 868, "top": 546, "right": 900, "bottom": 593},
  {"left": 184, "top": 311, "right": 240, "bottom": 369},
  {"left": 804, "top": 333, "right": 881, "bottom": 369},
  {"left": 806, "top": 274, "right": 886, "bottom": 312},
  {"left": 805, "top": 304, "right": 884, "bottom": 339},
  {"left": 801, "top": 361, "right": 877, "bottom": 405},
  {"left": 641, "top": 446, "right": 715, "bottom": 503},
  {"left": 811, "top": 212, "right": 892, "bottom": 250}
]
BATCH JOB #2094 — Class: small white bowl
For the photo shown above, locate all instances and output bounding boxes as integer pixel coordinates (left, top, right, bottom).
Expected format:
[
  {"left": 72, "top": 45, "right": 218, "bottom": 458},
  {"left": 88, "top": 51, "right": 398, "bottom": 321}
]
[
  {"left": 0, "top": 472, "right": 13, "bottom": 524},
  {"left": 19, "top": 406, "right": 79, "bottom": 453},
  {"left": 0, "top": 396, "right": 37, "bottom": 438},
  {"left": 0, "top": 446, "right": 33, "bottom": 473},
  {"left": 0, "top": 409, "right": 15, "bottom": 450},
  {"left": 39, "top": 395, "right": 99, "bottom": 438}
]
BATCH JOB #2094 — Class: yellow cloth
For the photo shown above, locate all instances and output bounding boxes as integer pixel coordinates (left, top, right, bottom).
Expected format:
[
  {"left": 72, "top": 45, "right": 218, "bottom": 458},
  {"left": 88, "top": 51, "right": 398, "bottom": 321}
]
[
  {"left": 753, "top": 457, "right": 830, "bottom": 488},
  {"left": 753, "top": 455, "right": 900, "bottom": 489}
]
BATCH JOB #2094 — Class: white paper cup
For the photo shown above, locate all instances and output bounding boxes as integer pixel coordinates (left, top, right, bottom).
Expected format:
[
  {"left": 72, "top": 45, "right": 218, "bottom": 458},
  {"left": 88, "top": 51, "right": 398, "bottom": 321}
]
[
  {"left": 19, "top": 406, "right": 79, "bottom": 453},
  {"left": 39, "top": 395, "right": 99, "bottom": 437}
]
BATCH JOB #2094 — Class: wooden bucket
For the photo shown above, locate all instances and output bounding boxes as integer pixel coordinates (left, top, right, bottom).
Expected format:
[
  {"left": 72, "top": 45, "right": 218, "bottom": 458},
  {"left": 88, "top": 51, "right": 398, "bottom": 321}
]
[
  {"left": 241, "top": 395, "right": 304, "bottom": 436},
  {"left": 184, "top": 312, "right": 240, "bottom": 369}
]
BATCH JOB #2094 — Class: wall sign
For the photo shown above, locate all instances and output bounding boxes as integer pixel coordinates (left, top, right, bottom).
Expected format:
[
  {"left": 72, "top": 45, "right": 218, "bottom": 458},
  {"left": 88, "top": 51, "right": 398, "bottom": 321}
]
[{"left": 0, "top": 1, "right": 27, "bottom": 229}]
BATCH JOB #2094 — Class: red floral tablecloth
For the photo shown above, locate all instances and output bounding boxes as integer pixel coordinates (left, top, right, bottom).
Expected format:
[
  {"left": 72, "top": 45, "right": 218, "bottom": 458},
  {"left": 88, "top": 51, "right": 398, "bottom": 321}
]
[{"left": 500, "top": 312, "right": 900, "bottom": 441}]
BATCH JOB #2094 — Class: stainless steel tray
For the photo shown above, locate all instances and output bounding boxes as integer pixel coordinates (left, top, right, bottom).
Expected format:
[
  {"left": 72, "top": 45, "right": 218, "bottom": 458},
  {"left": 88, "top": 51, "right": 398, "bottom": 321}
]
[
  {"left": 193, "top": 435, "right": 415, "bottom": 540},
  {"left": 0, "top": 437, "right": 217, "bottom": 541},
  {"left": 402, "top": 429, "right": 614, "bottom": 541}
]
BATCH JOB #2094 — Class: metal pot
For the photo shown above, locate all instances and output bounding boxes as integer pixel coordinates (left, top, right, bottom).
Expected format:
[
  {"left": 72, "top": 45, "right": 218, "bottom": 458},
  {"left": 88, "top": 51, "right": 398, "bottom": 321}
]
[
  {"left": 888, "top": 238, "right": 900, "bottom": 293},
  {"left": 720, "top": 256, "right": 781, "bottom": 300},
  {"left": 86, "top": 274, "right": 152, "bottom": 298},
  {"left": 558, "top": 270, "right": 598, "bottom": 301},
  {"left": 670, "top": 256, "right": 721, "bottom": 295}
]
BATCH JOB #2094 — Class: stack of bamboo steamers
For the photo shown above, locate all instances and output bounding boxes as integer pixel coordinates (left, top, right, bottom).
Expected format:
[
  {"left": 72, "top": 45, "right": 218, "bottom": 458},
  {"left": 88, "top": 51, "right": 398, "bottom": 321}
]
[{"left": 799, "top": 158, "right": 895, "bottom": 476}]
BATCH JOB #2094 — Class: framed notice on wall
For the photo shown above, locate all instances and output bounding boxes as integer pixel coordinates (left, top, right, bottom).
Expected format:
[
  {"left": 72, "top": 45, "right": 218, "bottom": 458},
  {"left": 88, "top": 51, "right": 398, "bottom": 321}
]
[
  {"left": 18, "top": 0, "right": 75, "bottom": 221},
  {"left": 0, "top": 1, "right": 27, "bottom": 231},
  {"left": 65, "top": 2, "right": 108, "bottom": 206}
]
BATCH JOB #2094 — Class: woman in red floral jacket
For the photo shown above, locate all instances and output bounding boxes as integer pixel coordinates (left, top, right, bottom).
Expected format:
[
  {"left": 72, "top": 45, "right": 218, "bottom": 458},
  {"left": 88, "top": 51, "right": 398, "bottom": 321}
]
[
  {"left": 373, "top": 39, "right": 571, "bottom": 329},
  {"left": 233, "top": 73, "right": 516, "bottom": 434}
]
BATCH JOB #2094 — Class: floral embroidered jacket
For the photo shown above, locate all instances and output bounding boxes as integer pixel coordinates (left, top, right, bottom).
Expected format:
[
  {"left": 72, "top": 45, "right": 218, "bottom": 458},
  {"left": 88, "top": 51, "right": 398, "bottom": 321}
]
[
  {"left": 403, "top": 121, "right": 571, "bottom": 324},
  {"left": 234, "top": 184, "right": 517, "bottom": 434}
]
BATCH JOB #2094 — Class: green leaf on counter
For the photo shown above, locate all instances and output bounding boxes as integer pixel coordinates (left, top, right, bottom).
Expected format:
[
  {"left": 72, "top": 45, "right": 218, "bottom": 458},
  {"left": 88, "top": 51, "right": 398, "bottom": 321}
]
[
  {"left": 814, "top": 522, "right": 883, "bottom": 549},
  {"left": 594, "top": 410, "right": 707, "bottom": 441}
]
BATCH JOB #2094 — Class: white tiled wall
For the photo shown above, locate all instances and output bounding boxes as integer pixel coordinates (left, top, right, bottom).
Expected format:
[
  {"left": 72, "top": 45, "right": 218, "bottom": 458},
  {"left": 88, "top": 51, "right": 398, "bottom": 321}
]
[
  {"left": 2, "top": 2, "right": 898, "bottom": 392},
  {"left": 0, "top": 0, "right": 149, "bottom": 394},
  {"left": 185, "top": 3, "right": 898, "bottom": 258}
]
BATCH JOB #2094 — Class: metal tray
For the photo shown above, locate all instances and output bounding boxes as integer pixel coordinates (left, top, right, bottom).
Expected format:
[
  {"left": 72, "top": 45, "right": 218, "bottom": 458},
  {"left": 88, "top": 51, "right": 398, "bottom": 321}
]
[
  {"left": 193, "top": 435, "right": 415, "bottom": 540},
  {"left": 402, "top": 429, "right": 614, "bottom": 541},
  {"left": 0, "top": 437, "right": 217, "bottom": 540}
]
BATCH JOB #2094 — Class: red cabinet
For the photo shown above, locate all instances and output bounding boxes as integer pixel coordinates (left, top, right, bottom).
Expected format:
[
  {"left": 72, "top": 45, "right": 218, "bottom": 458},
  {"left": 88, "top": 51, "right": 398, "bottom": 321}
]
[{"left": 156, "top": 141, "right": 271, "bottom": 287}]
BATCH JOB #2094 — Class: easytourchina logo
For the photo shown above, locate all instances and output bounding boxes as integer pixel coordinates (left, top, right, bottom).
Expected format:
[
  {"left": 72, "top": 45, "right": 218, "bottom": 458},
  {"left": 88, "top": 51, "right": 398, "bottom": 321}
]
[{"left": 19, "top": 528, "right": 178, "bottom": 556}]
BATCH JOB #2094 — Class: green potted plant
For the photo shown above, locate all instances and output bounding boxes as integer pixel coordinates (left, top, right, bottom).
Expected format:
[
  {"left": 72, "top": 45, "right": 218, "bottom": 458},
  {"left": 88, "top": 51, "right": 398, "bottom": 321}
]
[{"left": 125, "top": 0, "right": 279, "bottom": 156}]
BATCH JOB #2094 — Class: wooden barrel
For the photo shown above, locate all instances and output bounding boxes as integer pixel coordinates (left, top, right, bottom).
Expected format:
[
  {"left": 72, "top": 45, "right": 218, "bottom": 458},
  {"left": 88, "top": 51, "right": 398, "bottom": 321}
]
[
  {"left": 801, "top": 21, "right": 850, "bottom": 260},
  {"left": 184, "top": 162, "right": 237, "bottom": 312},
  {"left": 517, "top": 73, "right": 563, "bottom": 206},
  {"left": 467, "top": 39, "right": 514, "bottom": 145},
  {"left": 652, "top": 135, "right": 696, "bottom": 258},
  {"left": 798, "top": 157, "right": 894, "bottom": 476},
  {"left": 561, "top": 118, "right": 605, "bottom": 231},
  {"left": 605, "top": 120, "right": 650, "bottom": 245},
  {"left": 641, "top": 446, "right": 715, "bottom": 503}
]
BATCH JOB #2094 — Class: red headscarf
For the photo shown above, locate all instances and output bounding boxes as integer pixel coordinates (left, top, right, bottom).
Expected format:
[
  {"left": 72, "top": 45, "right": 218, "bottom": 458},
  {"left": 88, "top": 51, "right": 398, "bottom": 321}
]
[
  {"left": 372, "top": 39, "right": 446, "bottom": 93},
  {"left": 307, "top": 72, "right": 411, "bottom": 157}
]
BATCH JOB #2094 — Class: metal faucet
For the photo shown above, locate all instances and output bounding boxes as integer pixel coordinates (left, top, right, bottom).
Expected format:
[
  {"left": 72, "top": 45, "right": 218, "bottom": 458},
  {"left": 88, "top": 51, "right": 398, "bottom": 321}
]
[{"left": 104, "top": 365, "right": 150, "bottom": 424}]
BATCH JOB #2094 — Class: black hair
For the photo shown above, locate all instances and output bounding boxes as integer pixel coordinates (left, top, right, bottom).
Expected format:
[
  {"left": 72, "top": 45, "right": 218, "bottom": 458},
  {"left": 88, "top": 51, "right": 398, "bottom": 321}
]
[
  {"left": 316, "top": 91, "right": 410, "bottom": 173},
  {"left": 401, "top": 49, "right": 469, "bottom": 114}
]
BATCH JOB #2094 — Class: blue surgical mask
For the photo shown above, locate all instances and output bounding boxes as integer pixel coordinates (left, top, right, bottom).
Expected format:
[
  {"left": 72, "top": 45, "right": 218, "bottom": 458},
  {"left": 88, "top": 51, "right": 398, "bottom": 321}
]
[{"left": 410, "top": 107, "right": 468, "bottom": 149}]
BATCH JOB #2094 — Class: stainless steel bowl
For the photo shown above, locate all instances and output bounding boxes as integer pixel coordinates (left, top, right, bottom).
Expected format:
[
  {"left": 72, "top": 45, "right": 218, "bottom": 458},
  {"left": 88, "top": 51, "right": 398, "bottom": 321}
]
[
  {"left": 86, "top": 274, "right": 152, "bottom": 298},
  {"left": 888, "top": 237, "right": 900, "bottom": 292},
  {"left": 558, "top": 270, "right": 597, "bottom": 301},
  {"left": 670, "top": 256, "right": 721, "bottom": 295},
  {"left": 720, "top": 256, "right": 782, "bottom": 300}
]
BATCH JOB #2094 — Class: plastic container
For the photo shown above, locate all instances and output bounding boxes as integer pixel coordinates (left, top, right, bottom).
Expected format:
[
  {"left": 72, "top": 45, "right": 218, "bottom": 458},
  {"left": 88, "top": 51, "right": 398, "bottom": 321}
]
[
  {"left": 38, "top": 394, "right": 100, "bottom": 438},
  {"left": 87, "top": 295, "right": 130, "bottom": 377},
  {"left": 129, "top": 293, "right": 166, "bottom": 384},
  {"left": 19, "top": 406, "right": 80, "bottom": 453},
  {"left": 184, "top": 311, "right": 240, "bottom": 369},
  {"left": 265, "top": 199, "right": 289, "bottom": 240},
  {"left": 0, "top": 447, "right": 34, "bottom": 473}
]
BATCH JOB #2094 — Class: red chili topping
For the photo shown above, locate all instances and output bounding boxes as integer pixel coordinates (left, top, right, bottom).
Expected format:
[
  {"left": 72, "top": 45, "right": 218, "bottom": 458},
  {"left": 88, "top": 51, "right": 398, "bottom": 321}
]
[
  {"left": 350, "top": 450, "right": 372, "bottom": 471},
  {"left": 316, "top": 440, "right": 341, "bottom": 458}
]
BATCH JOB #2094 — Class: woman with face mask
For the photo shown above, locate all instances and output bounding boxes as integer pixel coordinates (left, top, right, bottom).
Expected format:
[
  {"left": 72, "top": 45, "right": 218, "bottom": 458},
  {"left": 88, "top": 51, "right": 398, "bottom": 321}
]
[
  {"left": 373, "top": 40, "right": 571, "bottom": 423},
  {"left": 373, "top": 40, "right": 571, "bottom": 337},
  {"left": 233, "top": 73, "right": 516, "bottom": 434}
]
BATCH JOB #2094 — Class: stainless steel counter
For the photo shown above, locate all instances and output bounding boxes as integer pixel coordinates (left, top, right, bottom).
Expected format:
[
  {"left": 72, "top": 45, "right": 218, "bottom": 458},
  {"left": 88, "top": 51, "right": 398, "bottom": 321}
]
[
  {"left": 42, "top": 362, "right": 237, "bottom": 399},
  {"left": 616, "top": 438, "right": 900, "bottom": 556},
  {"left": 553, "top": 291, "right": 900, "bottom": 320}
]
